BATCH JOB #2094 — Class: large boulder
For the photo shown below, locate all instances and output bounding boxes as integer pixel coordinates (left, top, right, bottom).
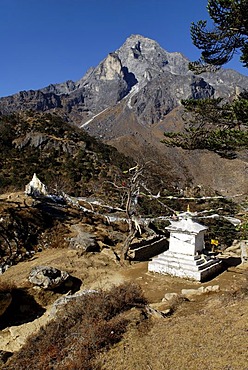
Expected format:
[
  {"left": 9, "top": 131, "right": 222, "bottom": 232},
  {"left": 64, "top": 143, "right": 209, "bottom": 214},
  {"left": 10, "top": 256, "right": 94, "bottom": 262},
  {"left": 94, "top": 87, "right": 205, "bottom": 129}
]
[
  {"left": 69, "top": 226, "right": 100, "bottom": 252},
  {"left": 28, "top": 266, "right": 70, "bottom": 290}
]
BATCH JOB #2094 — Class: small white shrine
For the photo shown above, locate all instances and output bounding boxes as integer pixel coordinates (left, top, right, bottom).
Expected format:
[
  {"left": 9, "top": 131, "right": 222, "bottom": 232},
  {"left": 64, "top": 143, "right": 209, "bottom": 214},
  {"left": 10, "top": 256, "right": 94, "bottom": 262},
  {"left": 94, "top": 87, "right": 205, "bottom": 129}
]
[
  {"left": 25, "top": 173, "right": 48, "bottom": 197},
  {"left": 148, "top": 216, "right": 222, "bottom": 281}
]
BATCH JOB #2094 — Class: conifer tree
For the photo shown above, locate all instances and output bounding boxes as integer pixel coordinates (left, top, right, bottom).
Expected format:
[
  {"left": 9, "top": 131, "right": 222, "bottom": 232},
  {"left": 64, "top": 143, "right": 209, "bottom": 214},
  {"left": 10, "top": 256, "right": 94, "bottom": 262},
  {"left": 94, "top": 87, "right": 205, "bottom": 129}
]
[{"left": 190, "top": 0, "right": 248, "bottom": 72}]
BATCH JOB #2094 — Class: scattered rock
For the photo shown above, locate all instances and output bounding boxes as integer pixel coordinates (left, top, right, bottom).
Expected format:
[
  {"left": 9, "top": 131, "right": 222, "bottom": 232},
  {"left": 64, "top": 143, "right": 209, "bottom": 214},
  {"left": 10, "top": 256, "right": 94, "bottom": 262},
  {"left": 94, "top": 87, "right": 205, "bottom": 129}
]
[
  {"left": 181, "top": 285, "right": 220, "bottom": 298},
  {"left": 199, "top": 285, "right": 220, "bottom": 293},
  {"left": 28, "top": 266, "right": 70, "bottom": 290},
  {"left": 181, "top": 288, "right": 200, "bottom": 297},
  {"left": 162, "top": 292, "right": 179, "bottom": 302},
  {"left": 145, "top": 304, "right": 172, "bottom": 319}
]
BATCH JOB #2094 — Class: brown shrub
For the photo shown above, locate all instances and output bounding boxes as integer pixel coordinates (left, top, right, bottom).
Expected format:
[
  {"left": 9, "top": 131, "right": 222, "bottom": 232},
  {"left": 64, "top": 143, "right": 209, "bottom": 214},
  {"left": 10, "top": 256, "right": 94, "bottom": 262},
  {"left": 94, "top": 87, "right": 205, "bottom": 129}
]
[
  {"left": 40, "top": 221, "right": 69, "bottom": 249},
  {"left": 4, "top": 283, "right": 147, "bottom": 370}
]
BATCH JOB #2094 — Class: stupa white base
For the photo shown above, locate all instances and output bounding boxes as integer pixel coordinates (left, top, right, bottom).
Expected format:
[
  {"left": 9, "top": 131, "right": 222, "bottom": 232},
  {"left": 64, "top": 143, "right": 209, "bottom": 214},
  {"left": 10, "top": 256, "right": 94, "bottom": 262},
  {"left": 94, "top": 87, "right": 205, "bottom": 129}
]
[{"left": 148, "top": 251, "right": 222, "bottom": 281}]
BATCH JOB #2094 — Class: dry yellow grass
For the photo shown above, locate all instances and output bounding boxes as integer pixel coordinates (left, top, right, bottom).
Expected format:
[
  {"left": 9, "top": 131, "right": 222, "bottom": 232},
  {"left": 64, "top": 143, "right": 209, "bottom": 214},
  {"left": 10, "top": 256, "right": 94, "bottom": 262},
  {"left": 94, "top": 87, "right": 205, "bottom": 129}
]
[
  {"left": 97, "top": 295, "right": 248, "bottom": 370},
  {"left": 1, "top": 224, "right": 248, "bottom": 369}
]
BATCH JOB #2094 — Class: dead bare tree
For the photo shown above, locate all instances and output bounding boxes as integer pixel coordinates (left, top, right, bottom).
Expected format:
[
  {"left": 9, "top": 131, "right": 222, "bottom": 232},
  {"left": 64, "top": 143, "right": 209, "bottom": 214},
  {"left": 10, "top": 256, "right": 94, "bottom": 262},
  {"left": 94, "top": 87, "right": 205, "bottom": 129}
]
[
  {"left": 121, "top": 164, "right": 144, "bottom": 261},
  {"left": 110, "top": 163, "right": 176, "bottom": 261}
]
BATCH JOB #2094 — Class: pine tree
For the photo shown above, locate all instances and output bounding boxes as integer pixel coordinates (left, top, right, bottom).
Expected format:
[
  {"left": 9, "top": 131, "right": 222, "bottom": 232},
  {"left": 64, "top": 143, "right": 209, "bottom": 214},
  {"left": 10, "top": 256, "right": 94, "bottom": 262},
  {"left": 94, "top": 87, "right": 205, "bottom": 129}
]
[{"left": 190, "top": 0, "right": 248, "bottom": 73}]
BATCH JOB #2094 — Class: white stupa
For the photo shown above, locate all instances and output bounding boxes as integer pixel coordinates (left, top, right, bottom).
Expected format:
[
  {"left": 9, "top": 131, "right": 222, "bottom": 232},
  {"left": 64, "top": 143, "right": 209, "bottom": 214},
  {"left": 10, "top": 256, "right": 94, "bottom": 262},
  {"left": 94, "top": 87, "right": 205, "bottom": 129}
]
[
  {"left": 25, "top": 173, "right": 48, "bottom": 197},
  {"left": 148, "top": 216, "right": 222, "bottom": 281}
]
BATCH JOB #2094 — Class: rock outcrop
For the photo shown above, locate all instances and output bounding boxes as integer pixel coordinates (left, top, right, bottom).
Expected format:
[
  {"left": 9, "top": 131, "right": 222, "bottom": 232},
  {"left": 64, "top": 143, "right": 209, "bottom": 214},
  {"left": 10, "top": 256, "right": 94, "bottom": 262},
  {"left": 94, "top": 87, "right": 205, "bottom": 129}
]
[
  {"left": 0, "top": 34, "right": 247, "bottom": 126},
  {"left": 28, "top": 266, "right": 70, "bottom": 290},
  {"left": 69, "top": 226, "right": 100, "bottom": 253}
]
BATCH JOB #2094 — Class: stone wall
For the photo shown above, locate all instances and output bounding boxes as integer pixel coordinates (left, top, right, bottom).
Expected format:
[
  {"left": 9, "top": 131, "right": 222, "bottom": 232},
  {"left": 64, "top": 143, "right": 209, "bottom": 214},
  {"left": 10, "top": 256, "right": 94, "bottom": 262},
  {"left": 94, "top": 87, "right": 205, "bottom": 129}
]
[{"left": 128, "top": 236, "right": 168, "bottom": 261}]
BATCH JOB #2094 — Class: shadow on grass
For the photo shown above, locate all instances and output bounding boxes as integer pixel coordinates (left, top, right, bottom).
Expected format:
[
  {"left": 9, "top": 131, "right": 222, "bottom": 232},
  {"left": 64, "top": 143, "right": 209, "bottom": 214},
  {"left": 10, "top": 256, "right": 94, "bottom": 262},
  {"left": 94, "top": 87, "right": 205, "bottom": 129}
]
[{"left": 0, "top": 288, "right": 46, "bottom": 330}]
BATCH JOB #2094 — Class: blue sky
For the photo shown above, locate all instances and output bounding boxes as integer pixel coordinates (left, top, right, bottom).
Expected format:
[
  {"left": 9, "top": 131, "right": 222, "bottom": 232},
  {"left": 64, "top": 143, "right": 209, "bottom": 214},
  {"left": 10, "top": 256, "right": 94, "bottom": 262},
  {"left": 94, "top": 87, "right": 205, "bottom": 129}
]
[{"left": 0, "top": 0, "right": 247, "bottom": 97}]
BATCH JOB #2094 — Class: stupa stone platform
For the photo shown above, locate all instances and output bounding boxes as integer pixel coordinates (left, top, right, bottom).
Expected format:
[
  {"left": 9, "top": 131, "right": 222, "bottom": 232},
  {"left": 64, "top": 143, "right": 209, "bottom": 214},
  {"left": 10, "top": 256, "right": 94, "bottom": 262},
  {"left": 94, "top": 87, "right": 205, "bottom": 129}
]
[{"left": 148, "top": 216, "right": 222, "bottom": 281}]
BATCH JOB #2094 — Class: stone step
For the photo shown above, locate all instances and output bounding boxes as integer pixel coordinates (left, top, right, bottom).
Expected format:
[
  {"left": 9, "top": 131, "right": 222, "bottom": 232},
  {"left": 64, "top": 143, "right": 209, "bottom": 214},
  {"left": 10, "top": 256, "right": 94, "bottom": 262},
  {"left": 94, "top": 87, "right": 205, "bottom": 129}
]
[
  {"left": 149, "top": 260, "right": 212, "bottom": 273},
  {"left": 151, "top": 252, "right": 203, "bottom": 261},
  {"left": 148, "top": 257, "right": 222, "bottom": 281},
  {"left": 150, "top": 254, "right": 218, "bottom": 271}
]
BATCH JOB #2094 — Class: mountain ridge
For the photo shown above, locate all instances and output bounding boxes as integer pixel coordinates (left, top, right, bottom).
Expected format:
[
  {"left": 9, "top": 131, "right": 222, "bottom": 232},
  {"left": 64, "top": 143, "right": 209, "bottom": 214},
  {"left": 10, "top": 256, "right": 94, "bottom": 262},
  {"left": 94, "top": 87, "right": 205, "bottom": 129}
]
[
  {"left": 1, "top": 34, "right": 247, "bottom": 121},
  {"left": 0, "top": 34, "right": 247, "bottom": 196}
]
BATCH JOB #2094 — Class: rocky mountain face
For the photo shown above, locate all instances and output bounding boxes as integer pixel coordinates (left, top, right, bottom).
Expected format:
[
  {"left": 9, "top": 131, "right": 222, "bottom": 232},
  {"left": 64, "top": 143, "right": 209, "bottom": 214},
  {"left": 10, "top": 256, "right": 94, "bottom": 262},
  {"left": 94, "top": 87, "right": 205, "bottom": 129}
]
[
  {"left": 1, "top": 34, "right": 247, "bottom": 123},
  {"left": 0, "top": 34, "right": 247, "bottom": 196}
]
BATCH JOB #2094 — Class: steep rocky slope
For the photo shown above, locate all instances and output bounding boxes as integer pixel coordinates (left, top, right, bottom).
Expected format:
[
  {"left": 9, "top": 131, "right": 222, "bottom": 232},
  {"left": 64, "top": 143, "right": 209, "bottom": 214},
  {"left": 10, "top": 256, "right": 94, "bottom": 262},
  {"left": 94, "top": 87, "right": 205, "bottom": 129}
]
[
  {"left": 0, "top": 111, "right": 132, "bottom": 195},
  {"left": 1, "top": 34, "right": 247, "bottom": 123},
  {"left": 0, "top": 34, "right": 247, "bottom": 196}
]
